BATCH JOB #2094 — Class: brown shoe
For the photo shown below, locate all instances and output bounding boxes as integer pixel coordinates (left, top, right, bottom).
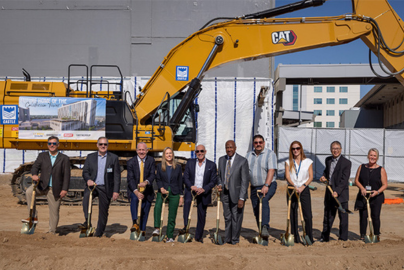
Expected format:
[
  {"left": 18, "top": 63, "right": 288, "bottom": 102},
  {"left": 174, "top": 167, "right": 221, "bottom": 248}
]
[
  {"left": 21, "top": 217, "right": 38, "bottom": 224},
  {"left": 130, "top": 224, "right": 139, "bottom": 232}
]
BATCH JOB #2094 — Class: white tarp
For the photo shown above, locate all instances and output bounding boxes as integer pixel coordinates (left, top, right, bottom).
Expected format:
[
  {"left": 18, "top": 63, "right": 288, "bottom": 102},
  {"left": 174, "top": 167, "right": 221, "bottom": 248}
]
[
  {"left": 0, "top": 76, "right": 273, "bottom": 172},
  {"left": 278, "top": 127, "right": 403, "bottom": 182}
]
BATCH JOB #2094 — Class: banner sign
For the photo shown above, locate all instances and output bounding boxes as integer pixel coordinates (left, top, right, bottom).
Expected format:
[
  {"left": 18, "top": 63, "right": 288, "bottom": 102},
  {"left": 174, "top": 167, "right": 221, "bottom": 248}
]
[{"left": 18, "top": 97, "right": 106, "bottom": 140}]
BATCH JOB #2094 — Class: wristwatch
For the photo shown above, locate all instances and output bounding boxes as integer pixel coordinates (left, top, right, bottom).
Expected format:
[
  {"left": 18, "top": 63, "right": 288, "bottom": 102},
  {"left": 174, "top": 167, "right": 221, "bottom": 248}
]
[
  {"left": 264, "top": 183, "right": 269, "bottom": 187},
  {"left": 303, "top": 184, "right": 307, "bottom": 187}
]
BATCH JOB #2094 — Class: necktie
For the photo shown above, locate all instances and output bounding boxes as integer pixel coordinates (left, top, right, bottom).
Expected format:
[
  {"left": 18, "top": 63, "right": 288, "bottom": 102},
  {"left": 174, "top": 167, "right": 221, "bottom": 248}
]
[
  {"left": 139, "top": 160, "right": 145, "bottom": 193},
  {"left": 225, "top": 158, "right": 231, "bottom": 189}
]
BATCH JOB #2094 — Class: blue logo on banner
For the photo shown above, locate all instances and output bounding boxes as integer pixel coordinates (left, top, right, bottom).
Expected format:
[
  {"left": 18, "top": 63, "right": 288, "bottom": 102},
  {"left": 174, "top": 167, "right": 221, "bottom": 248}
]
[
  {"left": 1, "top": 105, "right": 18, "bottom": 125},
  {"left": 176, "top": 66, "right": 189, "bottom": 81}
]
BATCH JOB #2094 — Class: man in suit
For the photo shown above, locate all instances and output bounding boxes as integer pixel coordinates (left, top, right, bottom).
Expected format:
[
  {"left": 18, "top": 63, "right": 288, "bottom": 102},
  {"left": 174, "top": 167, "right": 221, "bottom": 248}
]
[
  {"left": 217, "top": 140, "right": 249, "bottom": 245},
  {"left": 182, "top": 144, "right": 217, "bottom": 242},
  {"left": 81, "top": 137, "right": 121, "bottom": 237},
  {"left": 320, "top": 140, "right": 352, "bottom": 242},
  {"left": 127, "top": 142, "right": 156, "bottom": 234},
  {"left": 23, "top": 136, "right": 70, "bottom": 234}
]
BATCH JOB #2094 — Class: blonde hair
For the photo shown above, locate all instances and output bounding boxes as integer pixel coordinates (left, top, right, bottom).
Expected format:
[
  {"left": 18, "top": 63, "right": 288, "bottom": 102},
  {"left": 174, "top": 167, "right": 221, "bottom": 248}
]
[
  {"left": 161, "top": 147, "right": 176, "bottom": 171},
  {"left": 288, "top": 141, "right": 306, "bottom": 173},
  {"left": 368, "top": 148, "right": 379, "bottom": 161}
]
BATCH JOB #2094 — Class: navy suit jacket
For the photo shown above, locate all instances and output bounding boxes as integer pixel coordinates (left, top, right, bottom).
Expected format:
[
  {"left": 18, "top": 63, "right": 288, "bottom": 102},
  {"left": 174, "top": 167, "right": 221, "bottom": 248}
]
[
  {"left": 322, "top": 155, "right": 352, "bottom": 203},
  {"left": 82, "top": 151, "right": 121, "bottom": 199},
  {"left": 183, "top": 158, "right": 217, "bottom": 206},
  {"left": 127, "top": 155, "right": 156, "bottom": 202},
  {"left": 156, "top": 163, "right": 183, "bottom": 195}
]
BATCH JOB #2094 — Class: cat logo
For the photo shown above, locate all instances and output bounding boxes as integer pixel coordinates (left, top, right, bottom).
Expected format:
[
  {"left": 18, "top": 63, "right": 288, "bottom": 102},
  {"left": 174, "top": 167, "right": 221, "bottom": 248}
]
[{"left": 271, "top": 30, "right": 297, "bottom": 46}]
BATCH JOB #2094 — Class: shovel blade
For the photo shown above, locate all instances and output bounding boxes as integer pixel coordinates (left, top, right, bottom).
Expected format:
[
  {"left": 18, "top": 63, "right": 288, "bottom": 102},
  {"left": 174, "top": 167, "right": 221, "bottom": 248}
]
[
  {"left": 214, "top": 233, "right": 224, "bottom": 245},
  {"left": 280, "top": 233, "right": 294, "bottom": 246},
  {"left": 303, "top": 235, "right": 312, "bottom": 246},
  {"left": 21, "top": 222, "right": 36, "bottom": 235},
  {"left": 152, "top": 235, "right": 160, "bottom": 242},
  {"left": 178, "top": 233, "right": 193, "bottom": 243},
  {"left": 253, "top": 236, "right": 268, "bottom": 246},
  {"left": 364, "top": 235, "right": 379, "bottom": 244},
  {"left": 130, "top": 230, "right": 141, "bottom": 241}
]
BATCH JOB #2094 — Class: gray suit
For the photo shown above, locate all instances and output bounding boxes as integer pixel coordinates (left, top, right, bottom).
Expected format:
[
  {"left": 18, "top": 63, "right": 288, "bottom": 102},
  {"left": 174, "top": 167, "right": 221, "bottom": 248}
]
[{"left": 218, "top": 153, "right": 249, "bottom": 244}]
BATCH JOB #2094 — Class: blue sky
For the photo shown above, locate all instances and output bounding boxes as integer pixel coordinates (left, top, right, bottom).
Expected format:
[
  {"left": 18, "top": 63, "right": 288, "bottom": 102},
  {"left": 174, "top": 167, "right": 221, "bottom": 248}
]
[{"left": 274, "top": 0, "right": 404, "bottom": 97}]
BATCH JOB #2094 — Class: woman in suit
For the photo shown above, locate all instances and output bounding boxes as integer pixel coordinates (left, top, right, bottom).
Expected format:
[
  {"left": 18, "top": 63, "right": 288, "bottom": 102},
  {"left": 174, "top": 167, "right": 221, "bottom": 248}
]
[
  {"left": 153, "top": 147, "right": 183, "bottom": 242},
  {"left": 284, "top": 141, "right": 314, "bottom": 243},
  {"left": 354, "top": 148, "right": 388, "bottom": 241}
]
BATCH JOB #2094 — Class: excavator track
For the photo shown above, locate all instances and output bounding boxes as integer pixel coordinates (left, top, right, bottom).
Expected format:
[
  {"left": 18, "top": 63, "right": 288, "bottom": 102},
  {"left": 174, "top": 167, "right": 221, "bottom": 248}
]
[{"left": 10, "top": 156, "right": 189, "bottom": 206}]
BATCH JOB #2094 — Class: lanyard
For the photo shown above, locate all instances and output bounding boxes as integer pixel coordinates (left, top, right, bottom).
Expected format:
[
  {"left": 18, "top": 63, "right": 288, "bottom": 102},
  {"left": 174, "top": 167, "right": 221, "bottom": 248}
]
[{"left": 293, "top": 160, "right": 301, "bottom": 179}]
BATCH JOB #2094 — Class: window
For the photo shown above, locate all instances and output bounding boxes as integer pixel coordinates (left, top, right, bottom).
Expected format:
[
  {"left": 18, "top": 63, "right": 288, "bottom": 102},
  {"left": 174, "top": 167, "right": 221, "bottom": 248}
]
[
  {"left": 326, "top": 122, "right": 335, "bottom": 128},
  {"left": 314, "top": 86, "right": 322, "bottom": 93},
  {"left": 339, "top": 98, "right": 348, "bottom": 104},
  {"left": 313, "top": 110, "right": 322, "bottom": 116},
  {"left": 326, "top": 98, "right": 335, "bottom": 104},
  {"left": 314, "top": 98, "right": 322, "bottom": 104},
  {"left": 339, "top": 110, "right": 344, "bottom": 116},
  {"left": 326, "top": 110, "right": 335, "bottom": 116},
  {"left": 293, "top": 85, "right": 299, "bottom": 111},
  {"left": 339, "top": 86, "right": 348, "bottom": 93},
  {"left": 327, "top": 86, "right": 335, "bottom": 93},
  {"left": 314, "top": 122, "right": 322, "bottom": 127}
]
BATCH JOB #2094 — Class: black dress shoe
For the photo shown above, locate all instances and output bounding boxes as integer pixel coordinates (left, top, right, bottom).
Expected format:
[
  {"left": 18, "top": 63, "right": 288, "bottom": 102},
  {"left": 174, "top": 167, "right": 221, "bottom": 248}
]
[
  {"left": 178, "top": 226, "right": 187, "bottom": 234},
  {"left": 195, "top": 238, "right": 203, "bottom": 243},
  {"left": 79, "top": 221, "right": 91, "bottom": 229},
  {"left": 319, "top": 238, "right": 329, "bottom": 242}
]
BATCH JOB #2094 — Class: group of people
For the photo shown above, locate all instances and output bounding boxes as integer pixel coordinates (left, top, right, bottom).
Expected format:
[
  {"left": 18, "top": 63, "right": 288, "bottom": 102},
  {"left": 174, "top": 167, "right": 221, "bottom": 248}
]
[{"left": 23, "top": 135, "right": 388, "bottom": 244}]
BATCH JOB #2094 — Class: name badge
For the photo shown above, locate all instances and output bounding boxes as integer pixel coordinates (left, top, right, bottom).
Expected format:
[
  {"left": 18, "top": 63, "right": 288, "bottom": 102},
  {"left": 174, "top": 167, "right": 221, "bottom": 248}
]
[
  {"left": 107, "top": 168, "right": 113, "bottom": 173},
  {"left": 365, "top": 185, "right": 372, "bottom": 191}
]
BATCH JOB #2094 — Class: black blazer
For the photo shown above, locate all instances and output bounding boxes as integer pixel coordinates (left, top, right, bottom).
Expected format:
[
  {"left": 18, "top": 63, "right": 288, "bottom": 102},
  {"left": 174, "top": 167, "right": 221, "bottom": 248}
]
[
  {"left": 156, "top": 163, "right": 183, "bottom": 195},
  {"left": 127, "top": 155, "right": 156, "bottom": 203},
  {"left": 183, "top": 158, "right": 217, "bottom": 206},
  {"left": 31, "top": 151, "right": 70, "bottom": 200},
  {"left": 82, "top": 151, "right": 121, "bottom": 199},
  {"left": 323, "top": 155, "right": 352, "bottom": 203}
]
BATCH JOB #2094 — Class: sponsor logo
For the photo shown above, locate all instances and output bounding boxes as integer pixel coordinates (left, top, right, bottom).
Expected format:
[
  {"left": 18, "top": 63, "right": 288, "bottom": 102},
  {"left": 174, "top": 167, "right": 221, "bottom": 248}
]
[
  {"left": 271, "top": 30, "right": 297, "bottom": 46},
  {"left": 77, "top": 134, "right": 91, "bottom": 137},
  {"left": 33, "top": 132, "right": 44, "bottom": 138},
  {"left": 1, "top": 105, "right": 18, "bottom": 125},
  {"left": 64, "top": 133, "right": 74, "bottom": 137},
  {"left": 176, "top": 66, "right": 189, "bottom": 81},
  {"left": 12, "top": 127, "right": 19, "bottom": 131}
]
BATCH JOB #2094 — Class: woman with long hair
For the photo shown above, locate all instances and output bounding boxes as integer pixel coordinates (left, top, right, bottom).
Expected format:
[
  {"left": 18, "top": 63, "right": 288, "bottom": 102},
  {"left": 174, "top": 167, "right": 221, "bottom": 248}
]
[
  {"left": 153, "top": 147, "right": 183, "bottom": 242},
  {"left": 354, "top": 148, "right": 388, "bottom": 241},
  {"left": 284, "top": 141, "right": 314, "bottom": 243}
]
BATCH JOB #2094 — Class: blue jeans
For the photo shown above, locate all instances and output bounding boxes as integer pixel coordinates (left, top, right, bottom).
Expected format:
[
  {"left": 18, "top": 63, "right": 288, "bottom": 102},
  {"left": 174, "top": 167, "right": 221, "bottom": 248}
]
[
  {"left": 130, "top": 192, "right": 152, "bottom": 231},
  {"left": 250, "top": 181, "right": 277, "bottom": 228}
]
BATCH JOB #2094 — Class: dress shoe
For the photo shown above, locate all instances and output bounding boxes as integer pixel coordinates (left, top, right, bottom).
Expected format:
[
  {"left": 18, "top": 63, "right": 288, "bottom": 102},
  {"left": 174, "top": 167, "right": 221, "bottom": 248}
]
[
  {"left": 178, "top": 226, "right": 187, "bottom": 234},
  {"left": 130, "top": 224, "right": 139, "bottom": 232},
  {"left": 79, "top": 220, "right": 91, "bottom": 229},
  {"left": 319, "top": 238, "right": 329, "bottom": 242}
]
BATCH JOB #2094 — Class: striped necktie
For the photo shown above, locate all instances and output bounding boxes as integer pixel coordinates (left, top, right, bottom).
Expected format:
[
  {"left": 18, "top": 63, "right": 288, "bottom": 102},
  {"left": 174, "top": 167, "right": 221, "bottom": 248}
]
[{"left": 225, "top": 158, "right": 231, "bottom": 189}]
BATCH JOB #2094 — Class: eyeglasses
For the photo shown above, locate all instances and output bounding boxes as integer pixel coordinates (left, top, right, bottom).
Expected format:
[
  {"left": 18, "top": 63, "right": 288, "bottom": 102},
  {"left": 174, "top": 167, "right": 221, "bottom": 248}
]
[
  {"left": 292, "top": 147, "right": 301, "bottom": 151},
  {"left": 254, "top": 141, "right": 264, "bottom": 145},
  {"left": 195, "top": 150, "right": 205, "bottom": 153},
  {"left": 98, "top": 143, "right": 108, "bottom": 146},
  {"left": 331, "top": 148, "right": 341, "bottom": 151},
  {"left": 48, "top": 142, "right": 58, "bottom": 146}
]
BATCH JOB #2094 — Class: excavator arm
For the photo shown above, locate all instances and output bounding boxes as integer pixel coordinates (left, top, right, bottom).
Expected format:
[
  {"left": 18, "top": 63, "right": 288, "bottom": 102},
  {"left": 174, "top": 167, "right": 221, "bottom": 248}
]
[{"left": 134, "top": 0, "right": 404, "bottom": 124}]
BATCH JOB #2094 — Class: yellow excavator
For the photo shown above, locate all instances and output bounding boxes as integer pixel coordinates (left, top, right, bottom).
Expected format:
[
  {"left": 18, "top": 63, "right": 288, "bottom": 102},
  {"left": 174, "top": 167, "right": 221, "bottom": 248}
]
[{"left": 2, "top": 0, "right": 403, "bottom": 204}]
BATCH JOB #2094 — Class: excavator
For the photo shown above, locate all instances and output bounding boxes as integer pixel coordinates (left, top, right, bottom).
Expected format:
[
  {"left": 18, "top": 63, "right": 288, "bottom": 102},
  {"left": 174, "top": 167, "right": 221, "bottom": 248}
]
[{"left": 1, "top": 0, "right": 403, "bottom": 204}]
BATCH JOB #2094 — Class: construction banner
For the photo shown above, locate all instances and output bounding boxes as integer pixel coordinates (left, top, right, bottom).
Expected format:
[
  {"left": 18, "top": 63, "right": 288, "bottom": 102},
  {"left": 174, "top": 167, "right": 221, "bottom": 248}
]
[{"left": 18, "top": 97, "right": 106, "bottom": 140}]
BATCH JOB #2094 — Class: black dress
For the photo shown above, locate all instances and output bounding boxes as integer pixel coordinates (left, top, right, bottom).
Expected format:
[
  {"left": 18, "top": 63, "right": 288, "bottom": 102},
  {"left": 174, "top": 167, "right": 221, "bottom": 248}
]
[{"left": 355, "top": 165, "right": 384, "bottom": 236}]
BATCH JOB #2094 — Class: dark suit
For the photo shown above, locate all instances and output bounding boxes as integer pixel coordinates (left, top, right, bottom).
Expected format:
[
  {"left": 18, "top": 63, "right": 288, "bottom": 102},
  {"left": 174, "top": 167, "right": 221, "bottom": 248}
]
[
  {"left": 218, "top": 153, "right": 249, "bottom": 244},
  {"left": 183, "top": 158, "right": 217, "bottom": 241},
  {"left": 127, "top": 155, "right": 155, "bottom": 231},
  {"left": 82, "top": 151, "right": 121, "bottom": 237},
  {"left": 321, "top": 154, "right": 352, "bottom": 241},
  {"left": 28, "top": 151, "right": 70, "bottom": 233}
]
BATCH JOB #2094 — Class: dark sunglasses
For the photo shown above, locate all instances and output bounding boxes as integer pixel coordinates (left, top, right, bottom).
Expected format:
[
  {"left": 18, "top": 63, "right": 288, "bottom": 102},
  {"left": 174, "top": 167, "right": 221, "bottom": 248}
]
[
  {"left": 98, "top": 143, "right": 108, "bottom": 146},
  {"left": 292, "top": 147, "right": 301, "bottom": 151},
  {"left": 48, "top": 142, "right": 58, "bottom": 146},
  {"left": 195, "top": 150, "right": 205, "bottom": 153},
  {"left": 254, "top": 141, "right": 264, "bottom": 145}
]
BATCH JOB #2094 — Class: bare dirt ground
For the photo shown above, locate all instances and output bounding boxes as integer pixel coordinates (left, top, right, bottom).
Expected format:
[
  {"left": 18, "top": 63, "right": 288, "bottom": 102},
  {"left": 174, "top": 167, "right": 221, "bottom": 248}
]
[{"left": 1, "top": 173, "right": 404, "bottom": 270}]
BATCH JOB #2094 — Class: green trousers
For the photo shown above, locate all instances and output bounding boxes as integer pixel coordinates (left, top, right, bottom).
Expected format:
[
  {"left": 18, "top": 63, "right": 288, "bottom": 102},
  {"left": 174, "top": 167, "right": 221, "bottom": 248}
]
[{"left": 154, "top": 188, "right": 180, "bottom": 239}]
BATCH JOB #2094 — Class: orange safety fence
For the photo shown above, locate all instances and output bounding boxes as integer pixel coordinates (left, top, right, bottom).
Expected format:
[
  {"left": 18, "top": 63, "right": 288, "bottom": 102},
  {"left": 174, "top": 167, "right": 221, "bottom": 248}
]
[{"left": 383, "top": 198, "right": 404, "bottom": 205}]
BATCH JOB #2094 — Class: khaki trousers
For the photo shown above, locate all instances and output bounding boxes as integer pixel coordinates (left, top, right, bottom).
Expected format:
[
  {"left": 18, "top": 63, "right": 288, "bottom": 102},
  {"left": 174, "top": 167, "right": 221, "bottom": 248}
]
[{"left": 26, "top": 185, "right": 61, "bottom": 233}]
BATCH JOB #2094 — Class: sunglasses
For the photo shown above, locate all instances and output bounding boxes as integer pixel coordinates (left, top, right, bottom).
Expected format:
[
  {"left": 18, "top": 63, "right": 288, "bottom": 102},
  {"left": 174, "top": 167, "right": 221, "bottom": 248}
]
[
  {"left": 292, "top": 147, "right": 301, "bottom": 151},
  {"left": 48, "top": 142, "right": 58, "bottom": 146},
  {"left": 195, "top": 150, "right": 205, "bottom": 153},
  {"left": 254, "top": 141, "right": 264, "bottom": 145},
  {"left": 98, "top": 143, "right": 108, "bottom": 146}
]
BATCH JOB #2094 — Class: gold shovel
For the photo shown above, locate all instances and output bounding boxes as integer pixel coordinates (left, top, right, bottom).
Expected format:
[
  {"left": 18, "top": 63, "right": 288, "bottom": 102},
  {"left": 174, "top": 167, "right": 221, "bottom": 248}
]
[
  {"left": 253, "top": 190, "right": 268, "bottom": 246},
  {"left": 280, "top": 186, "right": 295, "bottom": 246},
  {"left": 152, "top": 193, "right": 168, "bottom": 242},
  {"left": 364, "top": 191, "right": 379, "bottom": 244},
  {"left": 79, "top": 184, "right": 96, "bottom": 238},
  {"left": 213, "top": 190, "right": 223, "bottom": 245},
  {"left": 21, "top": 180, "right": 40, "bottom": 235},
  {"left": 324, "top": 180, "right": 353, "bottom": 214},
  {"left": 177, "top": 191, "right": 197, "bottom": 243}
]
